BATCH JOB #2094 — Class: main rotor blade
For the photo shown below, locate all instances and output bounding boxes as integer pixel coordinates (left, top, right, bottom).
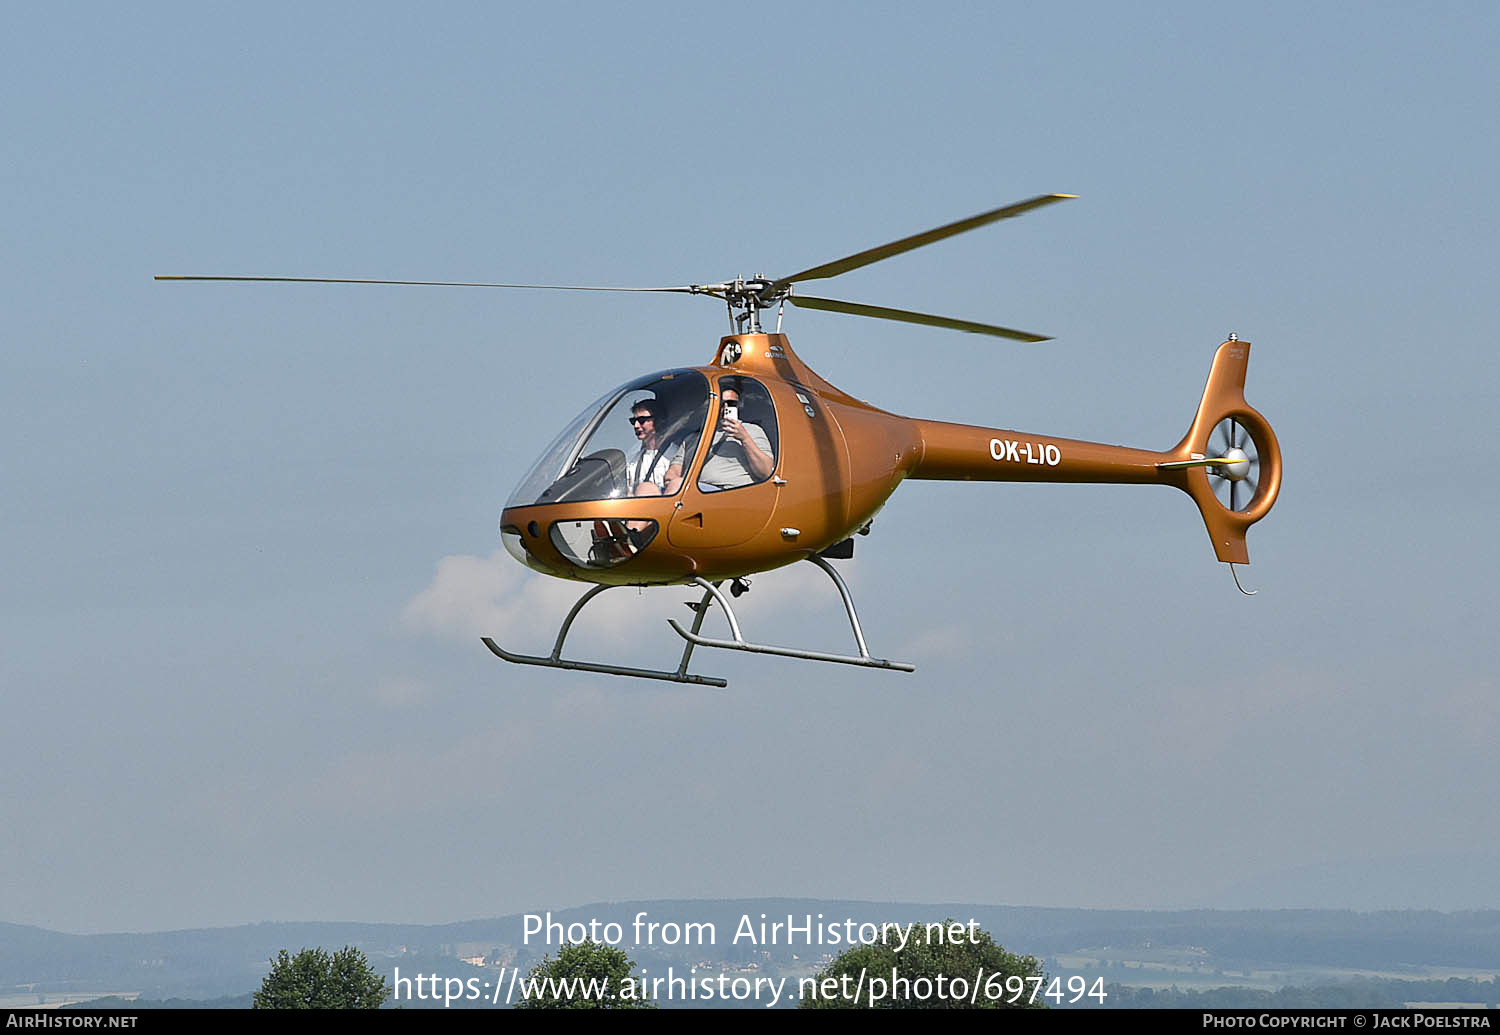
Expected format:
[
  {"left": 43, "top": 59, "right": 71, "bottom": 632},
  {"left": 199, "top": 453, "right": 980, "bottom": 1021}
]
[
  {"left": 788, "top": 294, "right": 1049, "bottom": 342},
  {"left": 769, "top": 193, "right": 1075, "bottom": 292},
  {"left": 154, "top": 275, "right": 699, "bottom": 294}
]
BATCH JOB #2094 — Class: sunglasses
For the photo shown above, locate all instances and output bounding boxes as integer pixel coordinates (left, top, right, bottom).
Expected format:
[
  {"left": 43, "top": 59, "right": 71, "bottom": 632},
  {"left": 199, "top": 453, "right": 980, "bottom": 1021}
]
[{"left": 628, "top": 415, "right": 654, "bottom": 425}]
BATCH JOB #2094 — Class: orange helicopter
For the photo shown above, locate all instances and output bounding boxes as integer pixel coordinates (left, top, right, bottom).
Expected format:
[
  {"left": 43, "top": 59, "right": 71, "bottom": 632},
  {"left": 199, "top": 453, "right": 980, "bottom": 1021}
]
[{"left": 157, "top": 194, "right": 1281, "bottom": 687}]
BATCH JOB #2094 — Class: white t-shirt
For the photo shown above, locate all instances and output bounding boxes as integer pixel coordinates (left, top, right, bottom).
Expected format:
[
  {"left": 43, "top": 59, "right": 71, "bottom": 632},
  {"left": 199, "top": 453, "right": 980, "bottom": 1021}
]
[
  {"left": 631, "top": 441, "right": 684, "bottom": 491},
  {"left": 698, "top": 423, "right": 772, "bottom": 490}
]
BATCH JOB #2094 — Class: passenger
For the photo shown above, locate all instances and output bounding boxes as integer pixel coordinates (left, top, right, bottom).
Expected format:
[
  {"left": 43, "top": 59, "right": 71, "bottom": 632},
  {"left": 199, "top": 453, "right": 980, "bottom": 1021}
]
[{"left": 698, "top": 383, "right": 774, "bottom": 490}]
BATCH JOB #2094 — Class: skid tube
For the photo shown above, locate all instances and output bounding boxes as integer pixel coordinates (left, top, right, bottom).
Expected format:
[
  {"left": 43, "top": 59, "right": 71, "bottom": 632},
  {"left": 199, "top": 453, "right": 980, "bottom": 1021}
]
[
  {"left": 482, "top": 582, "right": 728, "bottom": 687},
  {"left": 666, "top": 556, "right": 915, "bottom": 673}
]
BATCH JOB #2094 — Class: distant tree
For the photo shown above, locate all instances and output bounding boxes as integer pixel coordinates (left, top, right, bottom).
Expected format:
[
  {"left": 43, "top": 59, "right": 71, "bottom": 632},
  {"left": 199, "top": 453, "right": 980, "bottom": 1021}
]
[
  {"left": 801, "top": 920, "right": 1046, "bottom": 1009},
  {"left": 253, "top": 946, "right": 389, "bottom": 1009},
  {"left": 514, "top": 940, "right": 655, "bottom": 1009}
]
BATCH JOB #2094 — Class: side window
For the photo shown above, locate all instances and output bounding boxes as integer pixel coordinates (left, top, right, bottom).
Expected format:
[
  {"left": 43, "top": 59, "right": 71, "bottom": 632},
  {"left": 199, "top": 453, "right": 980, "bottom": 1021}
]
[{"left": 697, "top": 377, "right": 779, "bottom": 493}]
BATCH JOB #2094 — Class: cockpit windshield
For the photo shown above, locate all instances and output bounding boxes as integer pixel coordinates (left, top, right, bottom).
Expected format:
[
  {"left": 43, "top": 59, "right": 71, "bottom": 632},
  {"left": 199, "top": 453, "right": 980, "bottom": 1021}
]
[{"left": 505, "top": 369, "right": 711, "bottom": 510}]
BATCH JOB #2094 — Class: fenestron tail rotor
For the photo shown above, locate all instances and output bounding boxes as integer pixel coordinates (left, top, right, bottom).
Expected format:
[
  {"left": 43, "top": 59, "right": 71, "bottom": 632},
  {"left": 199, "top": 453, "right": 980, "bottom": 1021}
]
[
  {"left": 1207, "top": 417, "right": 1261, "bottom": 513},
  {"left": 156, "top": 193, "right": 1074, "bottom": 342},
  {"left": 1158, "top": 337, "right": 1283, "bottom": 566}
]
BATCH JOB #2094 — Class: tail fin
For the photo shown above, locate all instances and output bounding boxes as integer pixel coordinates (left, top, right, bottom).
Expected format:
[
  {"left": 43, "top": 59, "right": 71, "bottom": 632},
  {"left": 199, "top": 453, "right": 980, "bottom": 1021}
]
[{"left": 1165, "top": 338, "right": 1283, "bottom": 564}]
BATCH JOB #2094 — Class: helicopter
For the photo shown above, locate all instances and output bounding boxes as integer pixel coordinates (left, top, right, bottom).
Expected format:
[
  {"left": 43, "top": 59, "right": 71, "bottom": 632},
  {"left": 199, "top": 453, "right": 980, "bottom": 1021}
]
[{"left": 157, "top": 193, "right": 1282, "bottom": 688}]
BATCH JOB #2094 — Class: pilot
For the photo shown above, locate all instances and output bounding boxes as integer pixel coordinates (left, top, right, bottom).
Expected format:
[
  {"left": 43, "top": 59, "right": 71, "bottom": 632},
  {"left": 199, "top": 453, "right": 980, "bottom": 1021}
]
[
  {"left": 698, "top": 382, "right": 774, "bottom": 490},
  {"left": 627, "top": 399, "right": 683, "bottom": 497}
]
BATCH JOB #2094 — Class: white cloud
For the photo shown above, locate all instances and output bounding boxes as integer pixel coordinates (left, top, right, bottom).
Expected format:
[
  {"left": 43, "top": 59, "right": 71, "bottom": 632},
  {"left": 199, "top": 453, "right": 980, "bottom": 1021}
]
[{"left": 401, "top": 551, "right": 578, "bottom": 643}]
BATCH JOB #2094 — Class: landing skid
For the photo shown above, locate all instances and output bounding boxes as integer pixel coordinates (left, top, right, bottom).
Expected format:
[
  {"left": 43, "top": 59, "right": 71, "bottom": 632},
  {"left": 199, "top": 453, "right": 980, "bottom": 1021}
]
[
  {"left": 481, "top": 582, "right": 728, "bottom": 687},
  {"left": 481, "top": 556, "right": 913, "bottom": 687},
  {"left": 666, "top": 557, "right": 914, "bottom": 673}
]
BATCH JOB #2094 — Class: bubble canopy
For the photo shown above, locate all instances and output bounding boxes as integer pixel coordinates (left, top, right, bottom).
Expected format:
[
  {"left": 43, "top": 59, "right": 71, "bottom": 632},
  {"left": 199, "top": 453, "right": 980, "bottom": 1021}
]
[{"left": 505, "top": 369, "right": 711, "bottom": 510}]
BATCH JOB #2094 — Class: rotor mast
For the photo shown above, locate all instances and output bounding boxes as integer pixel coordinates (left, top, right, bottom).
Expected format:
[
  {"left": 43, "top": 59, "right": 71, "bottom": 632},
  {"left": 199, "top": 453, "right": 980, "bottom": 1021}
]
[{"left": 689, "top": 276, "right": 786, "bottom": 335}]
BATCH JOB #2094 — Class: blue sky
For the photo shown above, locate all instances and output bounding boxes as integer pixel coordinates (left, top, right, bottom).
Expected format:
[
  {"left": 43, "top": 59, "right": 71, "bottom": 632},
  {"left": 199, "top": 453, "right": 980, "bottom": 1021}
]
[{"left": 3, "top": 2, "right": 1497, "bottom": 933}]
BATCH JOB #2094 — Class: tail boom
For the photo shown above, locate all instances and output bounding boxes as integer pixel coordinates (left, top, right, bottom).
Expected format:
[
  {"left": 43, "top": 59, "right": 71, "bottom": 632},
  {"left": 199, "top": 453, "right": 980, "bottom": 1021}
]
[
  {"left": 905, "top": 338, "right": 1281, "bottom": 565},
  {"left": 908, "top": 422, "right": 1176, "bottom": 485}
]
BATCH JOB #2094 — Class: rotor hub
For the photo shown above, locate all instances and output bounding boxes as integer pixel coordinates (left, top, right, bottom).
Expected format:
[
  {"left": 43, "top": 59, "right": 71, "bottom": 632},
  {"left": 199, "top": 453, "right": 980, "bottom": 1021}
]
[
  {"left": 690, "top": 276, "right": 791, "bottom": 334},
  {"left": 1218, "top": 447, "right": 1251, "bottom": 481}
]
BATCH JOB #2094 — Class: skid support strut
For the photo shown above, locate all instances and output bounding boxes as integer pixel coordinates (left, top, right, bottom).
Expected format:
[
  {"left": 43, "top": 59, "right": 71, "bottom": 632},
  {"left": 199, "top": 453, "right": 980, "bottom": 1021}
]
[
  {"left": 667, "top": 556, "right": 914, "bottom": 673},
  {"left": 482, "top": 582, "right": 728, "bottom": 687}
]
